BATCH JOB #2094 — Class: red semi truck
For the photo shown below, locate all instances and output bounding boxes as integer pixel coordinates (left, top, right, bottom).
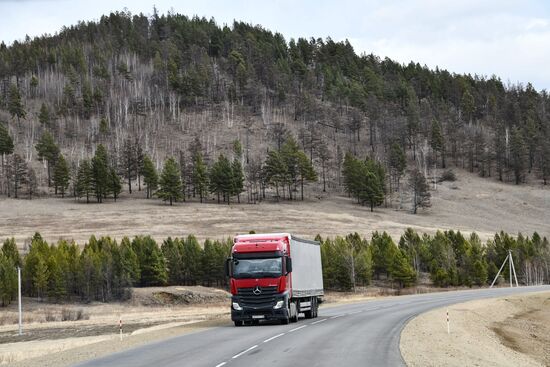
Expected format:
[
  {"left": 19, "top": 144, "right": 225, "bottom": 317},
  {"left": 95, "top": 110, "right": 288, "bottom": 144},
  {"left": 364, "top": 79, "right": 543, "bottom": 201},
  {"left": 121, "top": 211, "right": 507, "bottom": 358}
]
[{"left": 225, "top": 233, "right": 324, "bottom": 326}]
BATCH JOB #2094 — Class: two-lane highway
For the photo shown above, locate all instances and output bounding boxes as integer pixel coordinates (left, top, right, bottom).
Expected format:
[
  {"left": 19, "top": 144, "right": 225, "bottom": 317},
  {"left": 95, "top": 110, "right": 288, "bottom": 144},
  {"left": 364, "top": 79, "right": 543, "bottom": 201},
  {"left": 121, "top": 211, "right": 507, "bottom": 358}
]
[{"left": 75, "top": 285, "right": 550, "bottom": 367}]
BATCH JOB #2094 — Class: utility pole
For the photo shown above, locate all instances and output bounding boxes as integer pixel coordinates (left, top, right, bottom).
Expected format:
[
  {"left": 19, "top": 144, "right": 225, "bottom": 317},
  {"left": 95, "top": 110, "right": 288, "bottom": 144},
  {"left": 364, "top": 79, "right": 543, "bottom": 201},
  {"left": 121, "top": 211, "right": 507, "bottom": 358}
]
[
  {"left": 18, "top": 266, "right": 22, "bottom": 335},
  {"left": 490, "top": 250, "right": 519, "bottom": 288}
]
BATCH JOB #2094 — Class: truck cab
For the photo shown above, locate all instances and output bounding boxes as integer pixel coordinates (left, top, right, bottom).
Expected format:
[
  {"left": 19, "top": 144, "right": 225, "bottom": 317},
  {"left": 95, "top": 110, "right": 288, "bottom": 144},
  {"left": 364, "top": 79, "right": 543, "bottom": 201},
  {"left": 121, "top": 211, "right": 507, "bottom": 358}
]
[{"left": 226, "top": 233, "right": 323, "bottom": 326}]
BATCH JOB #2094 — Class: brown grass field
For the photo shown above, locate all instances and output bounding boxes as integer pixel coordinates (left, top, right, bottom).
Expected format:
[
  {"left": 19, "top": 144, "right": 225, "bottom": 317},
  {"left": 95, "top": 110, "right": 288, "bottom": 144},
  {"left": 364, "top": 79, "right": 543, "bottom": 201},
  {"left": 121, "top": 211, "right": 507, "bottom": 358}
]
[{"left": 1, "top": 169, "right": 549, "bottom": 248}]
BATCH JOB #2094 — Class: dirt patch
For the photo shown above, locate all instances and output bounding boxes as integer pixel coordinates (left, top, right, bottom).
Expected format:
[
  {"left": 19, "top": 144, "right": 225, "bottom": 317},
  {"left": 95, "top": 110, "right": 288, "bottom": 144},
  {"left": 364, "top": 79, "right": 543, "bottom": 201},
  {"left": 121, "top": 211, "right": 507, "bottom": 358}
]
[
  {"left": 400, "top": 292, "right": 550, "bottom": 367},
  {"left": 491, "top": 299, "right": 550, "bottom": 366}
]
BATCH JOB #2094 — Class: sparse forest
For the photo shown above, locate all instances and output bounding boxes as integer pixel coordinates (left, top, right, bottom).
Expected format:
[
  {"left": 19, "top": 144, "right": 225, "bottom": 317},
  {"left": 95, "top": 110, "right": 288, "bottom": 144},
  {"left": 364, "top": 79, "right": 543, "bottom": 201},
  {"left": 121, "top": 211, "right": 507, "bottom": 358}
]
[
  {"left": 0, "top": 229, "right": 548, "bottom": 306},
  {"left": 0, "top": 9, "right": 549, "bottom": 213}
]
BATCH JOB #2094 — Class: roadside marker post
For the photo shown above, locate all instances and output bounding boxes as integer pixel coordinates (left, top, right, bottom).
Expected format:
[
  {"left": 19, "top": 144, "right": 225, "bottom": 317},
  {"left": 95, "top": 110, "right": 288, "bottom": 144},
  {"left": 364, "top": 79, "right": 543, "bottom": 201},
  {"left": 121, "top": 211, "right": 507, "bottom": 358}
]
[
  {"left": 119, "top": 318, "right": 123, "bottom": 341},
  {"left": 446, "top": 309, "right": 450, "bottom": 335},
  {"left": 18, "top": 266, "right": 22, "bottom": 336}
]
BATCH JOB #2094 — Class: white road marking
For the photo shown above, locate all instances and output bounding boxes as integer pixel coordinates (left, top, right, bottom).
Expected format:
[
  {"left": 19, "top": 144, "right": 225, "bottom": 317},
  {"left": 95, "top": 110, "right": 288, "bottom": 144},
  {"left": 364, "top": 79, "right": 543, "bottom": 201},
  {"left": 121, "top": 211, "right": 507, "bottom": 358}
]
[
  {"left": 330, "top": 314, "right": 344, "bottom": 319},
  {"left": 288, "top": 325, "right": 307, "bottom": 333},
  {"left": 232, "top": 345, "right": 258, "bottom": 359},
  {"left": 263, "top": 333, "right": 285, "bottom": 343},
  {"left": 347, "top": 310, "right": 362, "bottom": 315},
  {"left": 311, "top": 318, "right": 327, "bottom": 325},
  {"left": 215, "top": 363, "right": 227, "bottom": 367}
]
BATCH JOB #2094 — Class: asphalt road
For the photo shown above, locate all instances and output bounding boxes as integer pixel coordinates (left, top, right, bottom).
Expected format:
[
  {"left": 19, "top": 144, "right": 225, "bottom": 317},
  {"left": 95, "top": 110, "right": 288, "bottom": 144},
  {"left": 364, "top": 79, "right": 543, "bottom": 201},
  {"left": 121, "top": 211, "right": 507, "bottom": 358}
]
[{"left": 75, "top": 285, "right": 550, "bottom": 367}]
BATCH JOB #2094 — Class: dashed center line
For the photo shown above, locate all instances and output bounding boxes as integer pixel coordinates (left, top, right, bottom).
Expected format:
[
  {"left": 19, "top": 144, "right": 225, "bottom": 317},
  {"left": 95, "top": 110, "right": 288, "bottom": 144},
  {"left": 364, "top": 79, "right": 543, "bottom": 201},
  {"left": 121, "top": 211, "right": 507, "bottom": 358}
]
[
  {"left": 263, "top": 333, "right": 285, "bottom": 343},
  {"left": 311, "top": 318, "right": 327, "bottom": 325},
  {"left": 348, "top": 310, "right": 362, "bottom": 315},
  {"left": 215, "top": 363, "right": 227, "bottom": 367},
  {"left": 330, "top": 314, "right": 344, "bottom": 319},
  {"left": 232, "top": 344, "right": 258, "bottom": 359},
  {"left": 288, "top": 325, "right": 307, "bottom": 333}
]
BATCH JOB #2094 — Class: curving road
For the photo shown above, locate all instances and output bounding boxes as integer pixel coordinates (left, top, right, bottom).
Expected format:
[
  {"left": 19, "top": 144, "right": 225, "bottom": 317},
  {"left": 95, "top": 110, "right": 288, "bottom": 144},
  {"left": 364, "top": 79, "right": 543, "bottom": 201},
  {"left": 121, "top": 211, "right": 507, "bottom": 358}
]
[{"left": 75, "top": 285, "right": 550, "bottom": 367}]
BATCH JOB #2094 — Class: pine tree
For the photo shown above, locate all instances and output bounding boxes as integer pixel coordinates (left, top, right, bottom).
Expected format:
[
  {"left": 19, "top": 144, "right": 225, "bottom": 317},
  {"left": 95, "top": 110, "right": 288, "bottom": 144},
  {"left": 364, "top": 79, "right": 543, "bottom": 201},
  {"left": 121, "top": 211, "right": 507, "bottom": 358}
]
[
  {"left": 209, "top": 154, "right": 232, "bottom": 204},
  {"left": 182, "top": 235, "right": 203, "bottom": 285},
  {"left": 296, "top": 150, "right": 317, "bottom": 200},
  {"left": 2, "top": 238, "right": 21, "bottom": 267},
  {"left": 53, "top": 154, "right": 70, "bottom": 197},
  {"left": 33, "top": 256, "right": 49, "bottom": 300},
  {"left": 35, "top": 131, "right": 59, "bottom": 187},
  {"left": 316, "top": 142, "right": 331, "bottom": 192},
  {"left": 7, "top": 153, "right": 27, "bottom": 198},
  {"left": 161, "top": 237, "right": 184, "bottom": 285},
  {"left": 510, "top": 126, "right": 527, "bottom": 185},
  {"left": 135, "top": 142, "right": 144, "bottom": 191},
  {"left": 132, "top": 236, "right": 167, "bottom": 286},
  {"left": 91, "top": 145, "right": 109, "bottom": 203},
  {"left": 157, "top": 157, "right": 183, "bottom": 205},
  {"left": 119, "top": 237, "right": 140, "bottom": 286},
  {"left": 0, "top": 123, "right": 14, "bottom": 187},
  {"left": 121, "top": 137, "right": 137, "bottom": 194},
  {"left": 0, "top": 254, "right": 17, "bottom": 306},
  {"left": 389, "top": 143, "right": 406, "bottom": 191},
  {"left": 192, "top": 152, "right": 208, "bottom": 203},
  {"left": 76, "top": 159, "right": 93, "bottom": 203},
  {"left": 430, "top": 119, "right": 445, "bottom": 168},
  {"left": 231, "top": 158, "right": 244, "bottom": 203},
  {"left": 409, "top": 168, "right": 431, "bottom": 214},
  {"left": 390, "top": 249, "right": 417, "bottom": 288},
  {"left": 264, "top": 150, "right": 287, "bottom": 199},
  {"left": 142, "top": 154, "right": 158, "bottom": 199},
  {"left": 27, "top": 166, "right": 37, "bottom": 199},
  {"left": 8, "top": 84, "right": 25, "bottom": 126},
  {"left": 38, "top": 103, "right": 51, "bottom": 127},
  {"left": 109, "top": 167, "right": 122, "bottom": 201}
]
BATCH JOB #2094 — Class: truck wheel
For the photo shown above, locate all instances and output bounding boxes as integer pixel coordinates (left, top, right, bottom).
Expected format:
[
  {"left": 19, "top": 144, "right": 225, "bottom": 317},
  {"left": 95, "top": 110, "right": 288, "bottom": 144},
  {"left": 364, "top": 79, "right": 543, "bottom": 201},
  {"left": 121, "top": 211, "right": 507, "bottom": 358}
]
[
  {"left": 313, "top": 297, "right": 319, "bottom": 318},
  {"left": 234, "top": 321, "right": 243, "bottom": 327}
]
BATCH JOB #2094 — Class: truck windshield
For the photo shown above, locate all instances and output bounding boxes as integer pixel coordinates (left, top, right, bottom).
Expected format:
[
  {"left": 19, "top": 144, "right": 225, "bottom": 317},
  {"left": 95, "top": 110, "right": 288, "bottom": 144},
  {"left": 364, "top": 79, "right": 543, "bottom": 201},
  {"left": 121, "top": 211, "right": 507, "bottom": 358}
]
[{"left": 233, "top": 257, "right": 282, "bottom": 278}]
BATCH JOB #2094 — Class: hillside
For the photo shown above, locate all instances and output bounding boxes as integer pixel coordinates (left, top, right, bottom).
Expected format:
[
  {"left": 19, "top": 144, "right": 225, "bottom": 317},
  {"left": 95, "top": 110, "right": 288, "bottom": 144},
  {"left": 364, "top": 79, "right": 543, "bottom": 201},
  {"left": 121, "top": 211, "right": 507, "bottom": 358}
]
[
  {"left": 0, "top": 9, "right": 549, "bottom": 208},
  {"left": 1, "top": 169, "right": 548, "bottom": 247}
]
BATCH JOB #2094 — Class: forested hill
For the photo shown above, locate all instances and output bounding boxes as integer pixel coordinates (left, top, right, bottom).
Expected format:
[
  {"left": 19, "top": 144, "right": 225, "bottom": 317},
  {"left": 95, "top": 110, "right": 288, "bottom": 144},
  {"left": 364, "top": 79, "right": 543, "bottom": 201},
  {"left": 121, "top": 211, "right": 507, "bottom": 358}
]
[{"left": 0, "top": 9, "right": 549, "bottom": 205}]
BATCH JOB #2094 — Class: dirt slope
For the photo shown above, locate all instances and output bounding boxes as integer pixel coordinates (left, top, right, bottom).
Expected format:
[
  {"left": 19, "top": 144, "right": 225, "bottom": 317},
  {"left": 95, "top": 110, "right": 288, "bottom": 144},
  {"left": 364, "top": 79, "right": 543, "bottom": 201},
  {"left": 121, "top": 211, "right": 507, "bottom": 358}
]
[{"left": 1, "top": 169, "right": 548, "bottom": 247}]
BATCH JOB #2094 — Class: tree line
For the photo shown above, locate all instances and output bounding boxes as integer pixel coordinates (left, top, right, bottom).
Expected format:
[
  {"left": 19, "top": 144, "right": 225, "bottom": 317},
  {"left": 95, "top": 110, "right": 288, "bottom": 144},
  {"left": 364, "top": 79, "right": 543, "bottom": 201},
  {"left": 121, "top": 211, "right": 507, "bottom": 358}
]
[
  {"left": 1, "top": 229, "right": 548, "bottom": 306},
  {"left": 318, "top": 229, "right": 550, "bottom": 291}
]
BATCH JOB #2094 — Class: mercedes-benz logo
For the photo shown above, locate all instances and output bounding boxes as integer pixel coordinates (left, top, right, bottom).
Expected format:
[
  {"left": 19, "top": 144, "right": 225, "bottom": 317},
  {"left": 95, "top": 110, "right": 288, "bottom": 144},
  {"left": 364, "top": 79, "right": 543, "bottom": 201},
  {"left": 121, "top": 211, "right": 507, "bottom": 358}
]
[{"left": 253, "top": 286, "right": 262, "bottom": 295}]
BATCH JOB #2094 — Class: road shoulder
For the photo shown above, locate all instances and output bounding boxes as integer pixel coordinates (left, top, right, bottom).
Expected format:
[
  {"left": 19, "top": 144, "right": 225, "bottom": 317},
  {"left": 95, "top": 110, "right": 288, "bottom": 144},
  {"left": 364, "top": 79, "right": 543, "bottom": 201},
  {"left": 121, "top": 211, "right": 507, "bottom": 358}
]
[{"left": 399, "top": 291, "right": 550, "bottom": 367}]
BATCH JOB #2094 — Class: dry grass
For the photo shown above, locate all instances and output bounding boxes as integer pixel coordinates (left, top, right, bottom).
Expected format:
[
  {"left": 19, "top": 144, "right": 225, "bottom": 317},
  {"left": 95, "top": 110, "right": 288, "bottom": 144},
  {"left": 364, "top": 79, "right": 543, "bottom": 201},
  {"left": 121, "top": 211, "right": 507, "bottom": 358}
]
[{"left": 1, "top": 169, "right": 549, "bottom": 248}]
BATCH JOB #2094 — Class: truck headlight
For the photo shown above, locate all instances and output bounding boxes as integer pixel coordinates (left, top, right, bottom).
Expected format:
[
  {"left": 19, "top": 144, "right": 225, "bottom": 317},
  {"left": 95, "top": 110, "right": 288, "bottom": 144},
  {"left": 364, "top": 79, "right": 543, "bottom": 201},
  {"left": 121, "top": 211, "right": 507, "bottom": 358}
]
[
  {"left": 232, "top": 302, "right": 242, "bottom": 311},
  {"left": 273, "top": 300, "right": 284, "bottom": 309}
]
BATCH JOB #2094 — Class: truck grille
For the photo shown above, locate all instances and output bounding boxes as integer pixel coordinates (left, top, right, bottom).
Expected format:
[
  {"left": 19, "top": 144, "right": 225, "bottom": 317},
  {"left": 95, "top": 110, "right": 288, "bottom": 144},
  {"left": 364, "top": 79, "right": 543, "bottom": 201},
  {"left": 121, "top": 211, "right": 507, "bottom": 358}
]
[{"left": 237, "top": 286, "right": 278, "bottom": 306}]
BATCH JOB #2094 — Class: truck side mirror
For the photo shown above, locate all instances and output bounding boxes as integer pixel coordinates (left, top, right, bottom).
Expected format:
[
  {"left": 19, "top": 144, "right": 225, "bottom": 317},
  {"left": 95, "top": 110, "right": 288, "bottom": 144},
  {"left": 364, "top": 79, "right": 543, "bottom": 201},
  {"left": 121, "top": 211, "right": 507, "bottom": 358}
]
[
  {"left": 285, "top": 257, "right": 292, "bottom": 274},
  {"left": 224, "top": 258, "right": 233, "bottom": 277}
]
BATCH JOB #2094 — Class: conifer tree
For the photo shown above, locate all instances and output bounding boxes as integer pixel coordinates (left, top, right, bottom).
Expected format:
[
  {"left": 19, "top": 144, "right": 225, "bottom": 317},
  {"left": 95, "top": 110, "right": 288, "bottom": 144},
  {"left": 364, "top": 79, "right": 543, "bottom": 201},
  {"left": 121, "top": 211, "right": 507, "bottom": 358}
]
[
  {"left": 296, "top": 150, "right": 317, "bottom": 200},
  {"left": 121, "top": 137, "right": 137, "bottom": 193},
  {"left": 389, "top": 142, "right": 406, "bottom": 191},
  {"left": 2, "top": 238, "right": 21, "bottom": 267},
  {"left": 510, "top": 126, "right": 527, "bottom": 184},
  {"left": 0, "top": 254, "right": 17, "bottom": 306},
  {"left": 142, "top": 154, "right": 158, "bottom": 199},
  {"left": 135, "top": 142, "right": 144, "bottom": 191},
  {"left": 76, "top": 159, "right": 93, "bottom": 203},
  {"left": 209, "top": 154, "right": 232, "bottom": 204},
  {"left": 7, "top": 153, "right": 27, "bottom": 198},
  {"left": 430, "top": 119, "right": 445, "bottom": 168},
  {"left": 8, "top": 84, "right": 25, "bottom": 126},
  {"left": 157, "top": 157, "right": 183, "bottom": 205},
  {"left": 92, "top": 145, "right": 109, "bottom": 202},
  {"left": 409, "top": 168, "right": 431, "bottom": 214},
  {"left": 192, "top": 152, "right": 208, "bottom": 203},
  {"left": 0, "top": 123, "right": 14, "bottom": 175},
  {"left": 182, "top": 235, "right": 203, "bottom": 285},
  {"left": 316, "top": 142, "right": 331, "bottom": 192},
  {"left": 33, "top": 256, "right": 49, "bottom": 300},
  {"left": 53, "top": 154, "right": 70, "bottom": 197},
  {"left": 264, "top": 150, "right": 287, "bottom": 199},
  {"left": 35, "top": 131, "right": 59, "bottom": 187},
  {"left": 231, "top": 158, "right": 244, "bottom": 203},
  {"left": 109, "top": 167, "right": 122, "bottom": 201},
  {"left": 38, "top": 103, "right": 51, "bottom": 127},
  {"left": 161, "top": 237, "right": 184, "bottom": 285},
  {"left": 119, "top": 237, "right": 140, "bottom": 286},
  {"left": 27, "top": 166, "right": 37, "bottom": 199}
]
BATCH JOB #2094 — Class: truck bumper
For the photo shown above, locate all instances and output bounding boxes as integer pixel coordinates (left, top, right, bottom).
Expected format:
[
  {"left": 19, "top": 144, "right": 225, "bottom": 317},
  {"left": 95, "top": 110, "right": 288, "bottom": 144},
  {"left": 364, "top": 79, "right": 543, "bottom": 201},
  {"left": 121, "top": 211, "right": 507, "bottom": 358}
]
[{"left": 231, "top": 307, "right": 289, "bottom": 322}]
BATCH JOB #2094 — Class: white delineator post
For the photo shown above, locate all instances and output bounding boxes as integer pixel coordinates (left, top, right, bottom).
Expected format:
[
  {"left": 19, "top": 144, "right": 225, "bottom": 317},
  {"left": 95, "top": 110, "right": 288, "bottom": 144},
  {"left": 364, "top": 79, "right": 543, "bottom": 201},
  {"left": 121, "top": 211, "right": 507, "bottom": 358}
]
[
  {"left": 446, "top": 309, "right": 450, "bottom": 335},
  {"left": 119, "top": 318, "right": 123, "bottom": 341},
  {"left": 18, "top": 266, "right": 22, "bottom": 336}
]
